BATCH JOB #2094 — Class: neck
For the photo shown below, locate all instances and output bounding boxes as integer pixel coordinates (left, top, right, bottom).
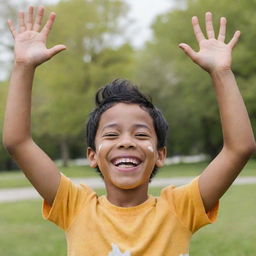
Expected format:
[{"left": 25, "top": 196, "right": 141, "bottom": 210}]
[{"left": 105, "top": 183, "right": 149, "bottom": 207}]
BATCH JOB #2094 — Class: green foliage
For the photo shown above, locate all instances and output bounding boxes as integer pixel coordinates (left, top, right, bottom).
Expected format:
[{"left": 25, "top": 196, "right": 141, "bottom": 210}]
[
  {"left": 0, "top": 0, "right": 135, "bottom": 169},
  {"left": 135, "top": 0, "right": 256, "bottom": 157},
  {"left": 0, "top": 81, "right": 7, "bottom": 135},
  {"left": 1, "top": 0, "right": 256, "bottom": 168},
  {"left": 31, "top": 0, "right": 135, "bottom": 165},
  {"left": 33, "top": 0, "right": 131, "bottom": 136},
  {"left": 0, "top": 80, "right": 12, "bottom": 170}
]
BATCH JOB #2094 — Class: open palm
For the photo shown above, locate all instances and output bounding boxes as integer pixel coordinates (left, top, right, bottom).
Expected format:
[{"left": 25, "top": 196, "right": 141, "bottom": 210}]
[
  {"left": 8, "top": 6, "right": 66, "bottom": 66},
  {"left": 179, "top": 12, "right": 240, "bottom": 73}
]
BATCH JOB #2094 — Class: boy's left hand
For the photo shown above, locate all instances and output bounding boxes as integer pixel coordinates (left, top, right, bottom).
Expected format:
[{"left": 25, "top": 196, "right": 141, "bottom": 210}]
[
  {"left": 178, "top": 12, "right": 256, "bottom": 213},
  {"left": 179, "top": 12, "right": 240, "bottom": 73}
]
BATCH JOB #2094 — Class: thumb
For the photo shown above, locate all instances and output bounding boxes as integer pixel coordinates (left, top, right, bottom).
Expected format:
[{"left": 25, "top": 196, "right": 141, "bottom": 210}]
[
  {"left": 179, "top": 43, "right": 197, "bottom": 61},
  {"left": 48, "top": 44, "right": 67, "bottom": 58}
]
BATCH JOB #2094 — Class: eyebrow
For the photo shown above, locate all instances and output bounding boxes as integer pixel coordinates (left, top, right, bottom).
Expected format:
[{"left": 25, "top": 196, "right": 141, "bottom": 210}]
[
  {"left": 102, "top": 123, "right": 151, "bottom": 131},
  {"left": 133, "top": 124, "right": 151, "bottom": 131},
  {"left": 102, "top": 123, "right": 118, "bottom": 131}
]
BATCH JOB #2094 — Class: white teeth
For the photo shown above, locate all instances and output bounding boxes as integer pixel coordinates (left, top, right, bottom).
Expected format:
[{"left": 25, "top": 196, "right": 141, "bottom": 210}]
[{"left": 113, "top": 158, "right": 140, "bottom": 166}]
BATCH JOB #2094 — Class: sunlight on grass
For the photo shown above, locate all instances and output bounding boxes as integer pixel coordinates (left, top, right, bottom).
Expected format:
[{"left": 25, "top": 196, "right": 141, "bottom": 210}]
[
  {"left": 0, "top": 185, "right": 256, "bottom": 255},
  {"left": 1, "top": 160, "right": 256, "bottom": 189}
]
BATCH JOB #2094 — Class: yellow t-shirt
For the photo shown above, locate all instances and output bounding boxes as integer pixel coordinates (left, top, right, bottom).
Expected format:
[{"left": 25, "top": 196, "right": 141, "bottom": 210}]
[{"left": 43, "top": 174, "right": 218, "bottom": 256}]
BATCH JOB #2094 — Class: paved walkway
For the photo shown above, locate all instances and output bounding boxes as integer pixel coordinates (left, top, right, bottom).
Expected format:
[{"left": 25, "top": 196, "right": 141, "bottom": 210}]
[{"left": 1, "top": 176, "right": 256, "bottom": 203}]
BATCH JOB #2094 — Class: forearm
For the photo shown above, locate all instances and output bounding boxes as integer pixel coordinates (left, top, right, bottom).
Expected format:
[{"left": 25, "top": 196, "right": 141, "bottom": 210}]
[
  {"left": 211, "top": 69, "right": 256, "bottom": 155},
  {"left": 3, "top": 63, "right": 36, "bottom": 149}
]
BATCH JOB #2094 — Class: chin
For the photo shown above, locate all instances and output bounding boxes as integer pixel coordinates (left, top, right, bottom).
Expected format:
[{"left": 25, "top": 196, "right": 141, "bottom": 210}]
[
  {"left": 117, "top": 183, "right": 139, "bottom": 190},
  {"left": 112, "top": 178, "right": 142, "bottom": 190}
]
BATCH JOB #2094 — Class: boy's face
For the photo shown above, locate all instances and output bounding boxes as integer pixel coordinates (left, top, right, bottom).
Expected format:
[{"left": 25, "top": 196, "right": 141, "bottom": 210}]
[{"left": 87, "top": 103, "right": 166, "bottom": 190}]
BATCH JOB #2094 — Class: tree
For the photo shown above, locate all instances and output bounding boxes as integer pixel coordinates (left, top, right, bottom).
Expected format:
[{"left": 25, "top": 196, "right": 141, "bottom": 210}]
[
  {"left": 0, "top": 0, "right": 43, "bottom": 170},
  {"left": 135, "top": 0, "right": 256, "bottom": 158},
  {"left": 31, "top": 0, "right": 134, "bottom": 166},
  {"left": 0, "top": 0, "right": 135, "bottom": 170},
  {"left": 0, "top": 80, "right": 14, "bottom": 170}
]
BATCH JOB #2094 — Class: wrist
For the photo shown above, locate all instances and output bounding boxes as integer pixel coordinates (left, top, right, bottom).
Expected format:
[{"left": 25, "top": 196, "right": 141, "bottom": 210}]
[
  {"left": 13, "top": 61, "right": 37, "bottom": 72},
  {"left": 210, "top": 68, "right": 233, "bottom": 77}
]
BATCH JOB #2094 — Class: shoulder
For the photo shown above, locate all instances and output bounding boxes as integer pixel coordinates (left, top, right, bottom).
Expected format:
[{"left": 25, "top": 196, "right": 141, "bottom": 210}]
[
  {"left": 43, "top": 173, "right": 97, "bottom": 229},
  {"left": 159, "top": 177, "right": 219, "bottom": 232},
  {"left": 160, "top": 178, "right": 198, "bottom": 202},
  {"left": 60, "top": 173, "right": 95, "bottom": 194}
]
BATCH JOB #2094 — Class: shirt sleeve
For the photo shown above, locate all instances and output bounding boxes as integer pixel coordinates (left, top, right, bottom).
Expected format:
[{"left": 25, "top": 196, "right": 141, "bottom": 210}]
[
  {"left": 161, "top": 177, "right": 219, "bottom": 233},
  {"left": 42, "top": 173, "right": 96, "bottom": 230}
]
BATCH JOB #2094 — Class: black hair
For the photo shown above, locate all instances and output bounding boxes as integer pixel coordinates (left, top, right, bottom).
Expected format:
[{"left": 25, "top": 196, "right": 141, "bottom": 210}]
[{"left": 86, "top": 78, "right": 168, "bottom": 180}]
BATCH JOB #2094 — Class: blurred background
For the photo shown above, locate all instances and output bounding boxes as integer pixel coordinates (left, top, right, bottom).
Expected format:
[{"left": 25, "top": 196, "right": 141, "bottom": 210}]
[
  {"left": 0, "top": 0, "right": 256, "bottom": 255},
  {"left": 0, "top": 0, "right": 256, "bottom": 169}
]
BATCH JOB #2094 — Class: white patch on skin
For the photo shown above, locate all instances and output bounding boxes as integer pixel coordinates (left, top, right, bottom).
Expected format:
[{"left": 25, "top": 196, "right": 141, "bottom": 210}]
[
  {"left": 98, "top": 144, "right": 103, "bottom": 153},
  {"left": 147, "top": 145, "right": 154, "bottom": 152}
]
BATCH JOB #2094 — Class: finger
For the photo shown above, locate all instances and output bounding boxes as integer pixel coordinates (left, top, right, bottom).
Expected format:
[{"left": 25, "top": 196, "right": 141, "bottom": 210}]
[
  {"left": 18, "top": 10, "right": 26, "bottom": 32},
  {"left": 41, "top": 12, "right": 56, "bottom": 37},
  {"left": 228, "top": 30, "right": 241, "bottom": 49},
  {"left": 47, "top": 44, "right": 67, "bottom": 58},
  {"left": 179, "top": 43, "right": 197, "bottom": 62},
  {"left": 205, "top": 12, "right": 215, "bottom": 39},
  {"left": 7, "top": 19, "right": 17, "bottom": 38},
  {"left": 192, "top": 16, "right": 205, "bottom": 43},
  {"left": 33, "top": 6, "right": 44, "bottom": 31},
  {"left": 217, "top": 17, "right": 226, "bottom": 42},
  {"left": 26, "top": 6, "right": 34, "bottom": 30}
]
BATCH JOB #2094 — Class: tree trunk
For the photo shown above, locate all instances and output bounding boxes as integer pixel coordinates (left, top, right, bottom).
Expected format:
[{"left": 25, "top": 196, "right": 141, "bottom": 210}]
[
  {"left": 60, "top": 139, "right": 70, "bottom": 167},
  {"left": 201, "top": 117, "right": 221, "bottom": 159}
]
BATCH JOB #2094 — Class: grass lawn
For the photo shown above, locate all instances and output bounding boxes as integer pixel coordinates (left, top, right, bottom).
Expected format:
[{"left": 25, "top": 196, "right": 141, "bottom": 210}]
[
  {"left": 0, "top": 185, "right": 256, "bottom": 255},
  {"left": 1, "top": 159, "right": 256, "bottom": 189}
]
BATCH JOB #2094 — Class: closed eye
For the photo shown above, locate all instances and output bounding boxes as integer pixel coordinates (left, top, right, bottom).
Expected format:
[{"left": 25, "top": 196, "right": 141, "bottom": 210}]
[
  {"left": 135, "top": 133, "right": 150, "bottom": 138},
  {"left": 103, "top": 133, "right": 118, "bottom": 138}
]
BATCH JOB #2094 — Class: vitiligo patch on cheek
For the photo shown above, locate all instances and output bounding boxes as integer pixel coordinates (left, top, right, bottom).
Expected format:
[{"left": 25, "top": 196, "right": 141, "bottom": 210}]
[
  {"left": 98, "top": 144, "right": 103, "bottom": 153},
  {"left": 147, "top": 145, "right": 154, "bottom": 152}
]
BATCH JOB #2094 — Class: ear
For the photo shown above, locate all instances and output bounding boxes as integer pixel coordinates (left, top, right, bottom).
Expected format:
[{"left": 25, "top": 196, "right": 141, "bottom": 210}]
[
  {"left": 87, "top": 147, "right": 98, "bottom": 168},
  {"left": 156, "top": 146, "right": 167, "bottom": 167}
]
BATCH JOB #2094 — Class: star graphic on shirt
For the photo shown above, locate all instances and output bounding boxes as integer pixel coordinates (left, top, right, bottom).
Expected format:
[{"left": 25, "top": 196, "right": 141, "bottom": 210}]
[{"left": 108, "top": 243, "right": 131, "bottom": 256}]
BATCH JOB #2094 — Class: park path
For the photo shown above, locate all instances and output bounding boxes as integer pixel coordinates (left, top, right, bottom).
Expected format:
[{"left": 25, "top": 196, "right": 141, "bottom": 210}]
[{"left": 1, "top": 176, "right": 256, "bottom": 203}]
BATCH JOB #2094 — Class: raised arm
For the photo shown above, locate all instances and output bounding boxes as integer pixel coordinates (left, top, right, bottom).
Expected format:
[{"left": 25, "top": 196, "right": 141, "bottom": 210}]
[
  {"left": 179, "top": 12, "right": 256, "bottom": 212},
  {"left": 2, "top": 6, "right": 66, "bottom": 205}
]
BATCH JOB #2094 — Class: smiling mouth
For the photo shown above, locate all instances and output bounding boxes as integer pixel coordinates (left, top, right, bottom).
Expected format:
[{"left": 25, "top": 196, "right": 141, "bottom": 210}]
[{"left": 112, "top": 157, "right": 142, "bottom": 168}]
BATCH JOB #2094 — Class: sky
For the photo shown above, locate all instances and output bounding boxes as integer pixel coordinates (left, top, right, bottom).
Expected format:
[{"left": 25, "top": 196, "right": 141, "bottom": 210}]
[
  {"left": 40, "top": 0, "right": 175, "bottom": 48},
  {"left": 123, "top": 0, "right": 175, "bottom": 47},
  {"left": 0, "top": 0, "right": 175, "bottom": 79}
]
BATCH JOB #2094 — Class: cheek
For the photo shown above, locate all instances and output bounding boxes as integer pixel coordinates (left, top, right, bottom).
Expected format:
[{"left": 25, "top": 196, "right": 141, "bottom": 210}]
[
  {"left": 96, "top": 143, "right": 109, "bottom": 159},
  {"left": 96, "top": 141, "right": 112, "bottom": 158},
  {"left": 144, "top": 141, "right": 156, "bottom": 154},
  {"left": 95, "top": 136, "right": 108, "bottom": 152},
  {"left": 147, "top": 145, "right": 154, "bottom": 153},
  {"left": 98, "top": 143, "right": 103, "bottom": 153}
]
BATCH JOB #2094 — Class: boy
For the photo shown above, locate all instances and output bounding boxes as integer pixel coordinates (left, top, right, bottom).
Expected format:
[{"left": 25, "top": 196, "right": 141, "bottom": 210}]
[{"left": 3, "top": 6, "right": 255, "bottom": 256}]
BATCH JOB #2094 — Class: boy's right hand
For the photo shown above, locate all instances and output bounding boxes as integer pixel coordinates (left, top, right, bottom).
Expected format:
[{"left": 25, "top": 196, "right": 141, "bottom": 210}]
[
  {"left": 3, "top": 6, "right": 65, "bottom": 206},
  {"left": 8, "top": 6, "right": 66, "bottom": 67}
]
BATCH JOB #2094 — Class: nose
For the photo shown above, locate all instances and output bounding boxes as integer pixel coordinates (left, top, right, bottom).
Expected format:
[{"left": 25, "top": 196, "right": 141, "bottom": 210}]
[{"left": 117, "top": 134, "right": 136, "bottom": 149}]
